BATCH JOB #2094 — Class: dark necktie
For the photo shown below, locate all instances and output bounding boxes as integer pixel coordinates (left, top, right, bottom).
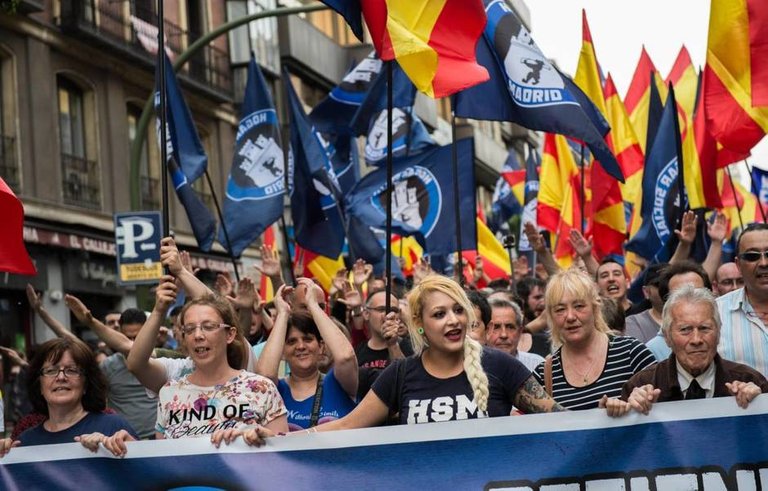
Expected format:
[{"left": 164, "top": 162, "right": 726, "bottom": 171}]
[{"left": 686, "top": 379, "right": 706, "bottom": 400}]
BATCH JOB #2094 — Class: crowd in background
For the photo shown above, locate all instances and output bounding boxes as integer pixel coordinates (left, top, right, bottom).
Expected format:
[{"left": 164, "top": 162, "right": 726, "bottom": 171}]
[{"left": 1, "top": 220, "right": 767, "bottom": 455}]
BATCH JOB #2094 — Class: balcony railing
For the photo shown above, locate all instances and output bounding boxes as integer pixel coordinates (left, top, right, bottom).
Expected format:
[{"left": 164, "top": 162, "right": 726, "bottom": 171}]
[
  {"left": 58, "top": 0, "right": 232, "bottom": 97},
  {"left": 140, "top": 175, "right": 160, "bottom": 210},
  {"left": 61, "top": 153, "right": 101, "bottom": 210},
  {"left": 0, "top": 135, "right": 19, "bottom": 193}
]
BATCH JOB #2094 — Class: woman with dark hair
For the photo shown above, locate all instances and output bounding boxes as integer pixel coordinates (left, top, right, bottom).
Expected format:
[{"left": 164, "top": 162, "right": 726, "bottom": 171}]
[
  {"left": 97, "top": 279, "right": 287, "bottom": 456},
  {"left": 255, "top": 278, "right": 358, "bottom": 431},
  {"left": 0, "top": 337, "right": 136, "bottom": 456}
]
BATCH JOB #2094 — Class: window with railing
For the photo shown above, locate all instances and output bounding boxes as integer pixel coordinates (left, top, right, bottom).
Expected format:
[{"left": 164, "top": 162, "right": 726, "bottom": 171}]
[
  {"left": 128, "top": 104, "right": 160, "bottom": 210},
  {"left": 0, "top": 52, "right": 19, "bottom": 192},
  {"left": 58, "top": 76, "right": 100, "bottom": 209},
  {"left": 227, "top": 0, "right": 280, "bottom": 75},
  {"left": 283, "top": 0, "right": 362, "bottom": 46}
]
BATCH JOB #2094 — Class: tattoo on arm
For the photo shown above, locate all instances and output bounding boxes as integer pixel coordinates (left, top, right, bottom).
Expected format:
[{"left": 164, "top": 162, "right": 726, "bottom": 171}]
[{"left": 514, "top": 375, "right": 567, "bottom": 413}]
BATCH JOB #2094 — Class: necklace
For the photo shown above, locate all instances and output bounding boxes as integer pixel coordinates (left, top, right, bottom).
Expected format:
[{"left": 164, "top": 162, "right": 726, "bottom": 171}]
[{"left": 564, "top": 334, "right": 606, "bottom": 384}]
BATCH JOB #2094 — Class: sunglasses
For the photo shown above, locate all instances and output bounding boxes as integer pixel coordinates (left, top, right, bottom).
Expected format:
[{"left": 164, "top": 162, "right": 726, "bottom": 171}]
[{"left": 738, "top": 250, "right": 768, "bottom": 263}]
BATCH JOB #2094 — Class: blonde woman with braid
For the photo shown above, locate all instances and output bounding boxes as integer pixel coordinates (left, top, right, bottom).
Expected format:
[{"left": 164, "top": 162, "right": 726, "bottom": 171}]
[{"left": 243, "top": 275, "right": 561, "bottom": 440}]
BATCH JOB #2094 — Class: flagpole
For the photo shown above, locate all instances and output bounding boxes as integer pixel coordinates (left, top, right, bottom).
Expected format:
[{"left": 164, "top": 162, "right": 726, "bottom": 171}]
[
  {"left": 385, "top": 61, "right": 393, "bottom": 312},
  {"left": 279, "top": 120, "right": 296, "bottom": 286},
  {"left": 744, "top": 158, "right": 768, "bottom": 223},
  {"left": 668, "top": 84, "right": 687, "bottom": 237},
  {"left": 450, "top": 103, "right": 464, "bottom": 287},
  {"left": 279, "top": 216, "right": 297, "bottom": 285},
  {"left": 202, "top": 170, "right": 240, "bottom": 282},
  {"left": 725, "top": 165, "right": 745, "bottom": 230},
  {"left": 579, "top": 144, "right": 585, "bottom": 236},
  {"left": 157, "top": 0, "right": 169, "bottom": 240}
]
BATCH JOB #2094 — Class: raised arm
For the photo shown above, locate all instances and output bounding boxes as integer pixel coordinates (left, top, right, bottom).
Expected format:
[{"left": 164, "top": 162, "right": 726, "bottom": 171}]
[
  {"left": 253, "top": 284, "right": 292, "bottom": 383},
  {"left": 227, "top": 277, "right": 256, "bottom": 339},
  {"left": 256, "top": 243, "right": 284, "bottom": 293},
  {"left": 569, "top": 230, "right": 598, "bottom": 276},
  {"left": 703, "top": 212, "right": 726, "bottom": 281},
  {"left": 125, "top": 276, "right": 178, "bottom": 394},
  {"left": 160, "top": 237, "right": 212, "bottom": 299},
  {"left": 524, "top": 222, "right": 560, "bottom": 277},
  {"left": 26, "top": 284, "right": 75, "bottom": 340},
  {"left": 300, "top": 278, "right": 358, "bottom": 398},
  {"left": 670, "top": 210, "right": 696, "bottom": 264},
  {"left": 65, "top": 294, "right": 132, "bottom": 355}
]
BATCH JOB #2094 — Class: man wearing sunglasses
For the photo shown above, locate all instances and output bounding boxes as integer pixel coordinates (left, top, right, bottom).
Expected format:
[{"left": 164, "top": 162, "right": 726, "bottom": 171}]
[
  {"left": 355, "top": 290, "right": 410, "bottom": 370},
  {"left": 717, "top": 223, "right": 768, "bottom": 376}
]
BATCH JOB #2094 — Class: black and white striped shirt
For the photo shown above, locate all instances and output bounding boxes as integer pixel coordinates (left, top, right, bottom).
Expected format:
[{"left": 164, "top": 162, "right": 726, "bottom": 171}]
[{"left": 534, "top": 336, "right": 656, "bottom": 411}]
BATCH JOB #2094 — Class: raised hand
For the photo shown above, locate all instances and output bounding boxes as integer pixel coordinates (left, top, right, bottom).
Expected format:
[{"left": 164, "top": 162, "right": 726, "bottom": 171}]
[
  {"left": 412, "top": 258, "right": 432, "bottom": 285},
  {"left": 274, "top": 284, "right": 293, "bottom": 316},
  {"left": 707, "top": 211, "right": 728, "bottom": 243},
  {"left": 160, "top": 237, "right": 184, "bottom": 276},
  {"left": 513, "top": 255, "right": 530, "bottom": 281},
  {"left": 336, "top": 281, "right": 362, "bottom": 310},
  {"left": 568, "top": 229, "right": 593, "bottom": 258},
  {"left": 25, "top": 283, "right": 42, "bottom": 312},
  {"left": 330, "top": 268, "right": 348, "bottom": 295},
  {"left": 351, "top": 259, "right": 373, "bottom": 288},
  {"left": 214, "top": 272, "right": 234, "bottom": 297},
  {"left": 523, "top": 222, "right": 546, "bottom": 253},
  {"left": 257, "top": 244, "right": 282, "bottom": 279},
  {"left": 155, "top": 275, "right": 179, "bottom": 313},
  {"left": 674, "top": 210, "right": 697, "bottom": 244},
  {"left": 64, "top": 294, "right": 94, "bottom": 324},
  {"left": 227, "top": 277, "right": 256, "bottom": 311}
]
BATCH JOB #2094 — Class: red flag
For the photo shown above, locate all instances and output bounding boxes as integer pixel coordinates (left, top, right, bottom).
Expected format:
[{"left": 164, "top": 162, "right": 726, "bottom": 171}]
[
  {"left": 749, "top": 0, "right": 768, "bottom": 105},
  {"left": 0, "top": 177, "right": 36, "bottom": 275}
]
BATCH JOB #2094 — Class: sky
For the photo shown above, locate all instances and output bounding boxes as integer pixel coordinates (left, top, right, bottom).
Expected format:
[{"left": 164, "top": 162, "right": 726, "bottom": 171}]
[{"left": 524, "top": 0, "right": 768, "bottom": 172}]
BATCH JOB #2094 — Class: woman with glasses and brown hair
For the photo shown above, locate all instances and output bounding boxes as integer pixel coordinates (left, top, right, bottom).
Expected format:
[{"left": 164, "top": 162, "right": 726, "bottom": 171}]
[
  {"left": 96, "top": 277, "right": 287, "bottom": 456},
  {"left": 0, "top": 337, "right": 137, "bottom": 456},
  {"left": 255, "top": 278, "right": 358, "bottom": 431}
]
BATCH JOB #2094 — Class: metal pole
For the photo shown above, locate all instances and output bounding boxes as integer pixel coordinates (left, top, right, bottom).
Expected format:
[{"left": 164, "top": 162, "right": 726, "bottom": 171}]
[
  {"left": 725, "top": 165, "right": 745, "bottom": 230},
  {"left": 744, "top": 158, "right": 768, "bottom": 223},
  {"left": 385, "top": 61, "right": 393, "bottom": 313},
  {"left": 157, "top": 0, "right": 169, "bottom": 239},
  {"left": 450, "top": 102, "right": 464, "bottom": 287},
  {"left": 202, "top": 170, "right": 240, "bottom": 282}
]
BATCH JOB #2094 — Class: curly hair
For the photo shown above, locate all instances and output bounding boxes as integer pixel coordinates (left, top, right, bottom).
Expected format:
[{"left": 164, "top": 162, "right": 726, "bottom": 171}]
[
  {"left": 407, "top": 274, "right": 489, "bottom": 412},
  {"left": 179, "top": 294, "right": 248, "bottom": 370},
  {"left": 27, "top": 337, "right": 108, "bottom": 416}
]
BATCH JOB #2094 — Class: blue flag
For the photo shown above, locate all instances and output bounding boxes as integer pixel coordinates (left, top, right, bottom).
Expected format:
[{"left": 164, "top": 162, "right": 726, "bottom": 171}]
[
  {"left": 310, "top": 52, "right": 382, "bottom": 134},
  {"left": 518, "top": 144, "right": 540, "bottom": 252},
  {"left": 453, "top": 0, "right": 624, "bottom": 183},
  {"left": 363, "top": 108, "right": 435, "bottom": 166},
  {"left": 752, "top": 166, "right": 768, "bottom": 207},
  {"left": 489, "top": 150, "right": 522, "bottom": 233},
  {"left": 219, "top": 56, "right": 285, "bottom": 257},
  {"left": 350, "top": 62, "right": 417, "bottom": 136},
  {"left": 625, "top": 90, "right": 684, "bottom": 262},
  {"left": 318, "top": 132, "right": 360, "bottom": 195},
  {"left": 346, "top": 138, "right": 477, "bottom": 255},
  {"left": 315, "top": 0, "right": 363, "bottom": 41},
  {"left": 155, "top": 53, "right": 216, "bottom": 251},
  {"left": 284, "top": 70, "right": 346, "bottom": 259}
]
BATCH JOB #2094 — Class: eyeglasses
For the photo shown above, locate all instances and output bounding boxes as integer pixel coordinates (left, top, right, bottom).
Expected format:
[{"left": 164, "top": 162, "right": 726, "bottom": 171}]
[
  {"left": 180, "top": 322, "right": 231, "bottom": 336},
  {"left": 366, "top": 306, "right": 401, "bottom": 314},
  {"left": 738, "top": 250, "right": 768, "bottom": 263},
  {"left": 41, "top": 366, "right": 83, "bottom": 378}
]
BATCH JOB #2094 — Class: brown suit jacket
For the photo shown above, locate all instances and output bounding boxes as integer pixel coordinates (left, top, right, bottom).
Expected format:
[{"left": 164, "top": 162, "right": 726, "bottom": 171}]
[{"left": 621, "top": 354, "right": 768, "bottom": 401}]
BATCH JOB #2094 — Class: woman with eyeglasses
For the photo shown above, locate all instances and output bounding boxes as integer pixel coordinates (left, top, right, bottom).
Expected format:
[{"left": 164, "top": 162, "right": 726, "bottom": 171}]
[
  {"left": 255, "top": 278, "right": 358, "bottom": 431},
  {"left": 0, "top": 337, "right": 137, "bottom": 457},
  {"left": 96, "top": 280, "right": 288, "bottom": 456}
]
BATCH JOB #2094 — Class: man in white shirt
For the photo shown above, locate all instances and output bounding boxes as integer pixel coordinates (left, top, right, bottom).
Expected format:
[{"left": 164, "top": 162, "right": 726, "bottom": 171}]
[{"left": 486, "top": 298, "right": 543, "bottom": 371}]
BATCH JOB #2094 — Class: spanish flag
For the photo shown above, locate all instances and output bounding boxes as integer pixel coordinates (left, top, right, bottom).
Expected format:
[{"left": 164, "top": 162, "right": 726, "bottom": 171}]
[
  {"left": 392, "top": 234, "right": 423, "bottom": 277},
  {"left": 574, "top": 11, "right": 625, "bottom": 261},
  {"left": 665, "top": 46, "right": 699, "bottom": 118},
  {"left": 624, "top": 47, "right": 667, "bottom": 154},
  {"left": 360, "top": 0, "right": 489, "bottom": 98},
  {"left": 537, "top": 133, "right": 585, "bottom": 268},
  {"left": 502, "top": 168, "right": 526, "bottom": 206},
  {"left": 720, "top": 171, "right": 762, "bottom": 233},
  {"left": 704, "top": 0, "right": 768, "bottom": 154},
  {"left": 293, "top": 245, "right": 345, "bottom": 293},
  {"left": 462, "top": 218, "right": 511, "bottom": 287},
  {"left": 604, "top": 74, "right": 644, "bottom": 207}
]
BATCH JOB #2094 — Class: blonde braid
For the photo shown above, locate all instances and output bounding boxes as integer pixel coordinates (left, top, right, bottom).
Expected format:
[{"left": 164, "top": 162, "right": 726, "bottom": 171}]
[{"left": 462, "top": 336, "right": 489, "bottom": 413}]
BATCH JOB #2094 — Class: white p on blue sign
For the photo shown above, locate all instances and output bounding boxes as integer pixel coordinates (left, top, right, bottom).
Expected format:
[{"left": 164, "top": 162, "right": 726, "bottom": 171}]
[{"left": 114, "top": 211, "right": 162, "bottom": 285}]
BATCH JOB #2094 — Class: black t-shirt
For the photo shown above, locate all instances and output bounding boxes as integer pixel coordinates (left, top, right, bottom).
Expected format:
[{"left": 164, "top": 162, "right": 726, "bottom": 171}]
[
  {"left": 372, "top": 347, "right": 531, "bottom": 424},
  {"left": 355, "top": 339, "right": 414, "bottom": 369}
]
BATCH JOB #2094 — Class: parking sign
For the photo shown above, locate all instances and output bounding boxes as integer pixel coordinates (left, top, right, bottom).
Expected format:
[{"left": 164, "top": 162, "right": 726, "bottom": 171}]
[{"left": 114, "top": 211, "right": 162, "bottom": 285}]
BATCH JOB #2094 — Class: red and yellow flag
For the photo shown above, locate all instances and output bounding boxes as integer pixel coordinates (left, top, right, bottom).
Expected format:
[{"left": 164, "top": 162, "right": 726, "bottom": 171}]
[
  {"left": 537, "top": 133, "right": 585, "bottom": 268},
  {"left": 751, "top": 0, "right": 768, "bottom": 105},
  {"left": 720, "top": 171, "right": 762, "bottom": 233},
  {"left": 462, "top": 218, "right": 511, "bottom": 287},
  {"left": 293, "top": 245, "right": 344, "bottom": 293},
  {"left": 624, "top": 47, "right": 667, "bottom": 153},
  {"left": 502, "top": 169, "right": 526, "bottom": 206},
  {"left": 604, "top": 74, "right": 644, "bottom": 206},
  {"left": 361, "top": 0, "right": 489, "bottom": 98},
  {"left": 704, "top": 0, "right": 768, "bottom": 154},
  {"left": 574, "top": 11, "right": 625, "bottom": 261},
  {"left": 392, "top": 234, "right": 423, "bottom": 277},
  {"left": 665, "top": 46, "right": 699, "bottom": 118}
]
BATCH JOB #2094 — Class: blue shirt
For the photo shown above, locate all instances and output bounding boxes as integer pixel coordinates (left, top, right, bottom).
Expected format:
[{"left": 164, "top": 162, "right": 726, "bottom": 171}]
[
  {"left": 18, "top": 412, "right": 138, "bottom": 446},
  {"left": 646, "top": 332, "right": 671, "bottom": 361},
  {"left": 278, "top": 369, "right": 356, "bottom": 431},
  {"left": 717, "top": 288, "right": 768, "bottom": 376}
]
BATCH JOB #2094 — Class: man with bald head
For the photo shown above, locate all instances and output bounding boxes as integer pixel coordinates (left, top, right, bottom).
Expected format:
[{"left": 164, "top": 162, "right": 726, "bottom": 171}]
[
  {"left": 713, "top": 262, "right": 743, "bottom": 297},
  {"left": 355, "top": 289, "right": 410, "bottom": 370}
]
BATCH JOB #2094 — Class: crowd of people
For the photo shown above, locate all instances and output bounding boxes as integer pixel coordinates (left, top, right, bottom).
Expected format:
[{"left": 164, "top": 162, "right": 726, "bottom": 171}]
[{"left": 1, "top": 220, "right": 767, "bottom": 457}]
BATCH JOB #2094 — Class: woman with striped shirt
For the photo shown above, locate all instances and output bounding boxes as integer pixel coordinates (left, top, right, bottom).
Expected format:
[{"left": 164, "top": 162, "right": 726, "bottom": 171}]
[{"left": 534, "top": 269, "right": 656, "bottom": 410}]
